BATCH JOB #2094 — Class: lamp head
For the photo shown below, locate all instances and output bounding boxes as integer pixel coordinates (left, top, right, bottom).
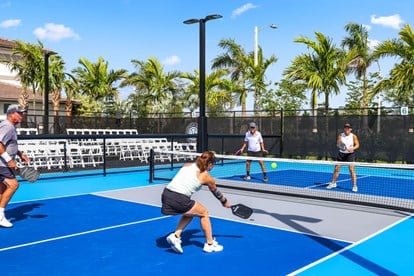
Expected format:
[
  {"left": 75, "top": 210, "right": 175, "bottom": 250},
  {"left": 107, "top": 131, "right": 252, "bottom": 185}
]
[
  {"left": 205, "top": 14, "right": 223, "bottom": 21},
  {"left": 183, "top": 18, "right": 200, "bottom": 24}
]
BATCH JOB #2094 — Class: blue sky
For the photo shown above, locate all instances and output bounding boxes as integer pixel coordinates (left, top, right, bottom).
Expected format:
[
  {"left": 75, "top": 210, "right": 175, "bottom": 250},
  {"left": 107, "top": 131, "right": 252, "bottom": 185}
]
[{"left": 1, "top": 0, "right": 413, "bottom": 108}]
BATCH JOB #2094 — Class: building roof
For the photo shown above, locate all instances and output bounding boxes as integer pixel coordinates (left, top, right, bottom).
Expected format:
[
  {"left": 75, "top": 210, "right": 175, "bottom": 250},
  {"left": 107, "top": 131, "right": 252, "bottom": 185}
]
[
  {"left": 0, "top": 37, "right": 17, "bottom": 49},
  {"left": 0, "top": 81, "right": 40, "bottom": 100}
]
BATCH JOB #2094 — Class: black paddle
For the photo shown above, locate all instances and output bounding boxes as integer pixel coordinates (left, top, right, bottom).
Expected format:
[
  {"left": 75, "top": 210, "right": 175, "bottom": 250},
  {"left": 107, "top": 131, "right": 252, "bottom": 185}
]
[{"left": 231, "top": 204, "right": 253, "bottom": 219}]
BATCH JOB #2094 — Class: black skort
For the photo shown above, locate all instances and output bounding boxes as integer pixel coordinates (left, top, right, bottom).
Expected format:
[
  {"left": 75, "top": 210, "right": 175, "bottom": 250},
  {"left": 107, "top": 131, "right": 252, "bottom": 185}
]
[
  {"left": 247, "top": 151, "right": 264, "bottom": 157},
  {"left": 336, "top": 151, "right": 356, "bottom": 162},
  {"left": 161, "top": 188, "right": 195, "bottom": 215}
]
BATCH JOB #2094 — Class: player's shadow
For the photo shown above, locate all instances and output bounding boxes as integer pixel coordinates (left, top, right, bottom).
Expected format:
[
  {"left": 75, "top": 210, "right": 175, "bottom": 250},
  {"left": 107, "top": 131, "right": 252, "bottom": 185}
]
[
  {"left": 253, "top": 208, "right": 397, "bottom": 275},
  {"left": 5, "top": 203, "right": 48, "bottom": 223},
  {"left": 156, "top": 228, "right": 243, "bottom": 254}
]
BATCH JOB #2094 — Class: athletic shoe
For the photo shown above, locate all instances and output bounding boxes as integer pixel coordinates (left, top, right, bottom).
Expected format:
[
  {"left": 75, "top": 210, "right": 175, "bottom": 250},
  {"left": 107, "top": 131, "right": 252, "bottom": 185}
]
[
  {"left": 263, "top": 176, "right": 268, "bottom": 183},
  {"left": 166, "top": 233, "right": 183, "bottom": 253},
  {"left": 203, "top": 239, "right": 223, "bottom": 253},
  {"left": 352, "top": 186, "right": 358, "bottom": 192},
  {"left": 326, "top": 182, "right": 337, "bottom": 189},
  {"left": 0, "top": 215, "right": 13, "bottom": 228},
  {"left": 243, "top": 175, "right": 251, "bottom": 180}
]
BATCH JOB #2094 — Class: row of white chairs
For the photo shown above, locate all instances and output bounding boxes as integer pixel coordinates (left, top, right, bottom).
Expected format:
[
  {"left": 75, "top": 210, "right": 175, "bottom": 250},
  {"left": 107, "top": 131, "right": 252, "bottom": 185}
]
[
  {"left": 17, "top": 138, "right": 196, "bottom": 170},
  {"left": 66, "top": 128, "right": 138, "bottom": 135},
  {"left": 17, "top": 128, "right": 39, "bottom": 135},
  {"left": 107, "top": 137, "right": 196, "bottom": 163}
]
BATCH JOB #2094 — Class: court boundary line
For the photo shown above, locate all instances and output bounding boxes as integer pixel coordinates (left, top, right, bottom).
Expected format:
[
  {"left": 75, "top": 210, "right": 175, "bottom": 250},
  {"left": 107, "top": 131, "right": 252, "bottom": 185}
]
[
  {"left": 0, "top": 215, "right": 170, "bottom": 252},
  {"left": 287, "top": 215, "right": 413, "bottom": 275}
]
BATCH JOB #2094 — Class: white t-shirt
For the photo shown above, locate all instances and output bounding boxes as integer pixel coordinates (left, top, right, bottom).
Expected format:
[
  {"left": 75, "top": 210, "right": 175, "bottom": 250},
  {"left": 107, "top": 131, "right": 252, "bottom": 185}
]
[{"left": 244, "top": 131, "right": 263, "bottom": 152}]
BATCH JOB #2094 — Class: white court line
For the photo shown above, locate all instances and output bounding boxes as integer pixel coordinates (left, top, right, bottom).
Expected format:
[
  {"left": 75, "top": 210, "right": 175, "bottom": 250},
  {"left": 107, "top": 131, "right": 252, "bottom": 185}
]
[
  {"left": 287, "top": 215, "right": 413, "bottom": 275},
  {"left": 0, "top": 215, "right": 170, "bottom": 252},
  {"left": 306, "top": 175, "right": 370, "bottom": 189}
]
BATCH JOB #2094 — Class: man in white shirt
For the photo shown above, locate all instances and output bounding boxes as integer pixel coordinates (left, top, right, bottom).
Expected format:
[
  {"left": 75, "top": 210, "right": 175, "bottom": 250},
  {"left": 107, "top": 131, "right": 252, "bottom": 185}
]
[{"left": 237, "top": 122, "right": 268, "bottom": 182}]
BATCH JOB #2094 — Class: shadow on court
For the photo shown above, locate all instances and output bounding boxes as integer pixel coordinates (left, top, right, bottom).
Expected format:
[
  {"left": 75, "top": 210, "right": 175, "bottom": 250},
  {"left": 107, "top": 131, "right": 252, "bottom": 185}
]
[
  {"left": 253, "top": 208, "right": 398, "bottom": 275},
  {"left": 5, "top": 203, "right": 48, "bottom": 223}
]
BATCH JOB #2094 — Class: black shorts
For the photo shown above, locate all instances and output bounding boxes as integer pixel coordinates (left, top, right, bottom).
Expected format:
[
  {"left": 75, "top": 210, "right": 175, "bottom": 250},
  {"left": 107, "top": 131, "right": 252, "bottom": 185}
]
[
  {"left": 247, "top": 151, "right": 264, "bottom": 157},
  {"left": 0, "top": 166, "right": 15, "bottom": 184},
  {"left": 336, "top": 152, "right": 356, "bottom": 162},
  {"left": 161, "top": 188, "right": 195, "bottom": 215}
]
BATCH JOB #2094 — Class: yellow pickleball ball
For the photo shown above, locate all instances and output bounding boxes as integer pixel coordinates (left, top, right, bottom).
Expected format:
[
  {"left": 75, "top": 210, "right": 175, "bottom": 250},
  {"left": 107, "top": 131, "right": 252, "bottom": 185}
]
[{"left": 271, "top": 162, "right": 277, "bottom": 169}]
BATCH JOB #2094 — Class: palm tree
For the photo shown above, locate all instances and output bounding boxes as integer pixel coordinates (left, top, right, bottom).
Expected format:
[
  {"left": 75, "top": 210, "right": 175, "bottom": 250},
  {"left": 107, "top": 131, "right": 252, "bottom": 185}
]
[
  {"left": 121, "top": 57, "right": 182, "bottom": 116},
  {"left": 212, "top": 38, "right": 250, "bottom": 115},
  {"left": 249, "top": 46, "right": 278, "bottom": 111},
  {"left": 62, "top": 74, "right": 79, "bottom": 117},
  {"left": 372, "top": 24, "right": 414, "bottom": 107},
  {"left": 72, "top": 57, "right": 127, "bottom": 115},
  {"left": 284, "top": 32, "right": 348, "bottom": 131},
  {"left": 181, "top": 68, "right": 234, "bottom": 116},
  {"left": 3, "top": 40, "right": 44, "bottom": 113},
  {"left": 342, "top": 22, "right": 379, "bottom": 130},
  {"left": 48, "top": 55, "right": 66, "bottom": 115}
]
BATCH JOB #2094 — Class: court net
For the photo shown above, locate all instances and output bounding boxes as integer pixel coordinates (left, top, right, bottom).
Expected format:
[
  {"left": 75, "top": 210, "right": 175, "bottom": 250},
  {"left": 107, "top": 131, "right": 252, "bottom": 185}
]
[{"left": 149, "top": 150, "right": 414, "bottom": 212}]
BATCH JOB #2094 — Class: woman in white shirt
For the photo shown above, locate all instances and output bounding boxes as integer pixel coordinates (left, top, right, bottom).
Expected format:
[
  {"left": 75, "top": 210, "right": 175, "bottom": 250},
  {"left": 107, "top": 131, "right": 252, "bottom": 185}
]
[
  {"left": 161, "top": 151, "right": 230, "bottom": 254},
  {"left": 327, "top": 123, "right": 360, "bottom": 192}
]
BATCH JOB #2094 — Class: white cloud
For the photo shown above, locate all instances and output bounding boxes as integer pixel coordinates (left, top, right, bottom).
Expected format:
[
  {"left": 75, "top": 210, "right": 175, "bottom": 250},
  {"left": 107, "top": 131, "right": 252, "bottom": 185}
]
[
  {"left": 362, "top": 24, "right": 371, "bottom": 31},
  {"left": 232, "top": 3, "right": 257, "bottom": 18},
  {"left": 0, "top": 19, "right": 21, "bottom": 28},
  {"left": 33, "top": 23, "right": 80, "bottom": 42},
  {"left": 163, "top": 55, "right": 181, "bottom": 66},
  {"left": 370, "top": 14, "right": 403, "bottom": 29},
  {"left": 368, "top": 39, "right": 380, "bottom": 49}
]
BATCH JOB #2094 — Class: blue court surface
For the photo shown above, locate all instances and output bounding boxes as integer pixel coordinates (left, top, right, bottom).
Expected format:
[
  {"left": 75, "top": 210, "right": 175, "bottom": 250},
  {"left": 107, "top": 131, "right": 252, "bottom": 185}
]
[{"left": 1, "top": 163, "right": 413, "bottom": 275}]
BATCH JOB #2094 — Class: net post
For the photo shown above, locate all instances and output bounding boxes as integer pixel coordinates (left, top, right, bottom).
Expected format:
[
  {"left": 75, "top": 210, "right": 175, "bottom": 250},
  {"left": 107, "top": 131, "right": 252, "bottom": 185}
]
[{"left": 149, "top": 148, "right": 154, "bottom": 183}]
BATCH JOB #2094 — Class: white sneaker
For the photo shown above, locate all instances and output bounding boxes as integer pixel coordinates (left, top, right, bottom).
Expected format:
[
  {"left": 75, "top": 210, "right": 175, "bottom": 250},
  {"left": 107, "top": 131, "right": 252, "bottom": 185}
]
[
  {"left": 243, "top": 175, "right": 251, "bottom": 180},
  {"left": 203, "top": 239, "right": 223, "bottom": 253},
  {"left": 352, "top": 186, "right": 358, "bottom": 192},
  {"left": 326, "top": 182, "right": 337, "bottom": 189},
  {"left": 166, "top": 233, "right": 183, "bottom": 253},
  {"left": 0, "top": 215, "right": 13, "bottom": 228}
]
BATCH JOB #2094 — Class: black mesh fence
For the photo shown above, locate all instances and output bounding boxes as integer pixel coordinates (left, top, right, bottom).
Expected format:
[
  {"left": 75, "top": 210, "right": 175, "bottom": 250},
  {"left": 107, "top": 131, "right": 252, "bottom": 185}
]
[{"left": 16, "top": 110, "right": 414, "bottom": 164}]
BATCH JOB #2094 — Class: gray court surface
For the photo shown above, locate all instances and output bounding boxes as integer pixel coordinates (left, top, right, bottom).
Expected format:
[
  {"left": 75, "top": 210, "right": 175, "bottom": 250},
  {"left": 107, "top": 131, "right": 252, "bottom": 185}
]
[{"left": 96, "top": 184, "right": 409, "bottom": 243}]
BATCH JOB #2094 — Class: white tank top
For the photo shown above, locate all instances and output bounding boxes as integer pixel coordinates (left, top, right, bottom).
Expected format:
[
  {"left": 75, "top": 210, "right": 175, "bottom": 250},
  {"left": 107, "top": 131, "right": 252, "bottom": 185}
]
[
  {"left": 166, "top": 163, "right": 202, "bottom": 197},
  {"left": 339, "top": 133, "right": 355, "bottom": 153}
]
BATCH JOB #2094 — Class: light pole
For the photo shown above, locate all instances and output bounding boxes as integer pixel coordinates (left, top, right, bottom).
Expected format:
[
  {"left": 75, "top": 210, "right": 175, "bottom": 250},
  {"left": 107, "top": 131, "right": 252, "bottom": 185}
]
[
  {"left": 43, "top": 49, "right": 57, "bottom": 134},
  {"left": 184, "top": 14, "right": 222, "bottom": 152},
  {"left": 254, "top": 24, "right": 277, "bottom": 66}
]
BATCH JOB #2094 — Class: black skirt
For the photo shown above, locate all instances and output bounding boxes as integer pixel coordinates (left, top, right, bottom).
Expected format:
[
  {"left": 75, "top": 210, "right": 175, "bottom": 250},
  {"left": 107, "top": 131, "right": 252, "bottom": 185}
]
[{"left": 161, "top": 188, "right": 196, "bottom": 215}]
